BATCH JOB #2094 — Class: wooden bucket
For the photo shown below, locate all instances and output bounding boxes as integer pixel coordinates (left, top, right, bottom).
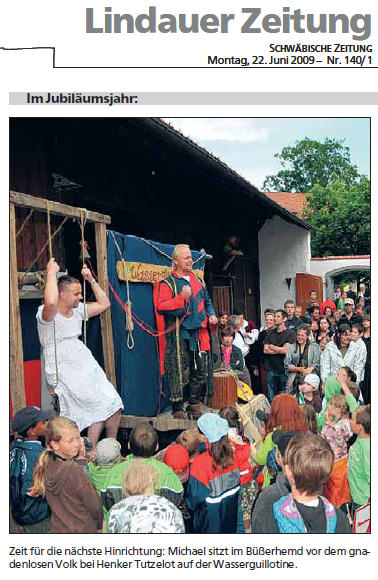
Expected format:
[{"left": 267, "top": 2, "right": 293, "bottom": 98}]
[{"left": 209, "top": 370, "right": 238, "bottom": 409}]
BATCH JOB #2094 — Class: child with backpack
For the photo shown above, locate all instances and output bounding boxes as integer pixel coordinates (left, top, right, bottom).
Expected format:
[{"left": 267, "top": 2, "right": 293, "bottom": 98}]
[
  {"left": 186, "top": 413, "right": 241, "bottom": 533},
  {"left": 272, "top": 433, "right": 351, "bottom": 533},
  {"left": 10, "top": 406, "right": 53, "bottom": 533}
]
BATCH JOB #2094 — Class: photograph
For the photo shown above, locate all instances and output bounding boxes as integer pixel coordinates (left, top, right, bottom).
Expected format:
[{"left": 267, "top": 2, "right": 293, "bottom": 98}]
[{"left": 9, "top": 116, "right": 371, "bottom": 536}]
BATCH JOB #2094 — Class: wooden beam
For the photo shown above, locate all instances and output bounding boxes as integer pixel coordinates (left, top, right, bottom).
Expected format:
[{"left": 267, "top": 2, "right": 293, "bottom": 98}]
[
  {"left": 119, "top": 414, "right": 196, "bottom": 432},
  {"left": 95, "top": 222, "right": 117, "bottom": 387},
  {"left": 10, "top": 191, "right": 111, "bottom": 224},
  {"left": 9, "top": 204, "right": 26, "bottom": 411}
]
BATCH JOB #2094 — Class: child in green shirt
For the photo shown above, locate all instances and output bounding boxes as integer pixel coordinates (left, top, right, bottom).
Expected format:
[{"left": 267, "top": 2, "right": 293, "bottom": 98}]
[{"left": 348, "top": 405, "right": 370, "bottom": 517}]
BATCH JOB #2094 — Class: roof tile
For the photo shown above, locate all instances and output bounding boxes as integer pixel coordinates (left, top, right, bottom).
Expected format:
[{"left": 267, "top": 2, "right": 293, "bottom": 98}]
[{"left": 263, "top": 192, "right": 307, "bottom": 217}]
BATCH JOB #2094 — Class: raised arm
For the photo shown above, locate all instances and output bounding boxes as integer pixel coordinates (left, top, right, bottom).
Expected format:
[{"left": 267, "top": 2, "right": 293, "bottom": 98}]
[
  {"left": 337, "top": 372, "right": 358, "bottom": 414},
  {"left": 41, "top": 258, "right": 60, "bottom": 322},
  {"left": 81, "top": 265, "right": 111, "bottom": 318},
  {"left": 244, "top": 327, "right": 259, "bottom": 345}
]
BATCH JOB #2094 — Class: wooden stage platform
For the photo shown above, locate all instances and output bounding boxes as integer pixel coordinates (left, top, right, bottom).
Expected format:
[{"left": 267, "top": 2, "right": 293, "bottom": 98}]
[{"left": 120, "top": 413, "right": 197, "bottom": 432}]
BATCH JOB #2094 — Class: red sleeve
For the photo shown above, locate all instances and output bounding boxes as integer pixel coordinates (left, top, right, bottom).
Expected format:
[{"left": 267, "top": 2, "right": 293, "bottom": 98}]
[{"left": 156, "top": 280, "right": 186, "bottom": 313}]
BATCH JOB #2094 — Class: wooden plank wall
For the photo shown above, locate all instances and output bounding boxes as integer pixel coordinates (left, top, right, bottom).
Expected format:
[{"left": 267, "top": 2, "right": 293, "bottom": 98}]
[
  {"left": 10, "top": 204, "right": 26, "bottom": 411},
  {"left": 16, "top": 207, "right": 65, "bottom": 272}
]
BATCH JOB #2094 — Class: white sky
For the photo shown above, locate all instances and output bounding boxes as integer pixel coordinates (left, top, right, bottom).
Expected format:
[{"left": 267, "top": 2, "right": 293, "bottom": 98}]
[{"left": 164, "top": 118, "right": 370, "bottom": 190}]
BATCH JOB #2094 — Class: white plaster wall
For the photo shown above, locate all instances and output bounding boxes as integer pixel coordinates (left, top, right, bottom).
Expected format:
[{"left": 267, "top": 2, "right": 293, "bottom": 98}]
[
  {"left": 258, "top": 216, "right": 311, "bottom": 322},
  {"left": 310, "top": 257, "right": 370, "bottom": 298},
  {"left": 310, "top": 258, "right": 370, "bottom": 279}
]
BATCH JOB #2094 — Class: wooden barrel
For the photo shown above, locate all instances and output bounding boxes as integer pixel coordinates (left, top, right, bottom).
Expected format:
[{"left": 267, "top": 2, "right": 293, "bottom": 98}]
[{"left": 209, "top": 370, "right": 238, "bottom": 409}]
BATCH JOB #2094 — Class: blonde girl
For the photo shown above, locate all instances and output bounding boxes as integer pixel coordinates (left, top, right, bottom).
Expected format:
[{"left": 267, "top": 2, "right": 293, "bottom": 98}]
[{"left": 29, "top": 416, "right": 103, "bottom": 533}]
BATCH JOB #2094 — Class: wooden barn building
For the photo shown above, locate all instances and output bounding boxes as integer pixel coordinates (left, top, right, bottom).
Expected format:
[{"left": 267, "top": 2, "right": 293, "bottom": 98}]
[{"left": 10, "top": 117, "right": 314, "bottom": 421}]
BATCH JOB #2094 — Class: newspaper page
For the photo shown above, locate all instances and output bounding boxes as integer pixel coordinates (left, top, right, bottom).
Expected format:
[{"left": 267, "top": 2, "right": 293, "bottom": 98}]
[{"left": 3, "top": 0, "right": 375, "bottom": 576}]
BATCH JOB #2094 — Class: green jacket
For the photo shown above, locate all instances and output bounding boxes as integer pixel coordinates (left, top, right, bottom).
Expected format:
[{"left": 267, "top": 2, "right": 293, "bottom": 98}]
[
  {"left": 348, "top": 437, "right": 370, "bottom": 505},
  {"left": 123, "top": 455, "right": 184, "bottom": 506},
  {"left": 88, "top": 461, "right": 129, "bottom": 523}
]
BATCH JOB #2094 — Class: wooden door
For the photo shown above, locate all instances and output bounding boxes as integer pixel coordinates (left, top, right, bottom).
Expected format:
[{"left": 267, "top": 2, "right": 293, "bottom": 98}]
[
  {"left": 296, "top": 273, "right": 323, "bottom": 311},
  {"left": 212, "top": 286, "right": 231, "bottom": 315},
  {"left": 232, "top": 257, "right": 259, "bottom": 323}
]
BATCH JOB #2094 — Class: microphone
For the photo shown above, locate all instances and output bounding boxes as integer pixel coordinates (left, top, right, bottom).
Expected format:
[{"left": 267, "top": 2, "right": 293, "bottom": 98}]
[{"left": 200, "top": 248, "right": 213, "bottom": 260}]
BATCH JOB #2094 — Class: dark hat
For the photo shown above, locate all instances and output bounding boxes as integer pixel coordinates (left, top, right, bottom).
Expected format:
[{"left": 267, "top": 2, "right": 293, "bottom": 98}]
[
  {"left": 338, "top": 323, "right": 351, "bottom": 333},
  {"left": 12, "top": 406, "right": 54, "bottom": 433},
  {"left": 272, "top": 430, "right": 299, "bottom": 457}
]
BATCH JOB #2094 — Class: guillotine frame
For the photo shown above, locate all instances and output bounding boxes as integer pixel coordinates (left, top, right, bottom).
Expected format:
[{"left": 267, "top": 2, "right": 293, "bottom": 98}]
[{"left": 9, "top": 191, "right": 117, "bottom": 413}]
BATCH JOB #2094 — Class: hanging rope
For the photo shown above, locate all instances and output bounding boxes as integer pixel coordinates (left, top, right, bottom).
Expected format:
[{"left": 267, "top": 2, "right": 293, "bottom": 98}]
[
  {"left": 109, "top": 231, "right": 135, "bottom": 348},
  {"left": 16, "top": 209, "right": 34, "bottom": 239},
  {"left": 108, "top": 231, "right": 209, "bottom": 339},
  {"left": 107, "top": 233, "right": 193, "bottom": 337},
  {"left": 85, "top": 263, "right": 167, "bottom": 413},
  {"left": 79, "top": 209, "right": 89, "bottom": 345},
  {"left": 88, "top": 236, "right": 188, "bottom": 411},
  {"left": 45, "top": 200, "right": 60, "bottom": 392},
  {"left": 108, "top": 281, "right": 189, "bottom": 338},
  {"left": 46, "top": 200, "right": 53, "bottom": 259}
]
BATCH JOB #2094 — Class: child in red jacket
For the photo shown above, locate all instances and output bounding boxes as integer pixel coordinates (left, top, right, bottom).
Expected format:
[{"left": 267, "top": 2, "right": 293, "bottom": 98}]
[{"left": 186, "top": 413, "right": 241, "bottom": 533}]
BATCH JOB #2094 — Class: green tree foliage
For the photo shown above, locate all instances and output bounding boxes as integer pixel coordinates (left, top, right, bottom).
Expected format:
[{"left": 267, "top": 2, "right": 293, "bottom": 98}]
[
  {"left": 263, "top": 137, "right": 360, "bottom": 192},
  {"left": 333, "top": 271, "right": 369, "bottom": 287},
  {"left": 303, "top": 178, "right": 370, "bottom": 257}
]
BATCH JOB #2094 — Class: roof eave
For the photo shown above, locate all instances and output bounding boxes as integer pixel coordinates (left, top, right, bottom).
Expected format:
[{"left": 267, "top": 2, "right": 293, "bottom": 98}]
[{"left": 144, "top": 118, "right": 310, "bottom": 231}]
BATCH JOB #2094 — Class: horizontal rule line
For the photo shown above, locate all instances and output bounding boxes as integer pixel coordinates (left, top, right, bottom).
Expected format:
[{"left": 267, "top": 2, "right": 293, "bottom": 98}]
[{"left": 1, "top": 46, "right": 376, "bottom": 70}]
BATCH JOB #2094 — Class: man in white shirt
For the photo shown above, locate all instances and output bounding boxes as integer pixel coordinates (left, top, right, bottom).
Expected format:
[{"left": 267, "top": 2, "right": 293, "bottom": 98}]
[{"left": 227, "top": 314, "right": 253, "bottom": 385}]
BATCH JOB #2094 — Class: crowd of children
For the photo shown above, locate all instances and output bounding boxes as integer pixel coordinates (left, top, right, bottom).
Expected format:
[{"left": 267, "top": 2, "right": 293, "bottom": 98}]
[
  {"left": 10, "top": 286, "right": 370, "bottom": 534},
  {"left": 10, "top": 398, "right": 370, "bottom": 534}
]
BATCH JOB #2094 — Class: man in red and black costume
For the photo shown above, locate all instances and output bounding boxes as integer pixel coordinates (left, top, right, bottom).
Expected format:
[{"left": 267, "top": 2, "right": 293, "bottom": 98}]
[{"left": 155, "top": 244, "right": 218, "bottom": 419}]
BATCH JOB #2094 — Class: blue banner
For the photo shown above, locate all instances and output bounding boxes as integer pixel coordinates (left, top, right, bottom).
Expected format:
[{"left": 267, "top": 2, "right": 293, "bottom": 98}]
[{"left": 107, "top": 232, "right": 205, "bottom": 416}]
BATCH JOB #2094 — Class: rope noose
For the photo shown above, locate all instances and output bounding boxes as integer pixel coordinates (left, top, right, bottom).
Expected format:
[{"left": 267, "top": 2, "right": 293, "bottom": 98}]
[
  {"left": 109, "top": 231, "right": 134, "bottom": 349},
  {"left": 124, "top": 259, "right": 135, "bottom": 349}
]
